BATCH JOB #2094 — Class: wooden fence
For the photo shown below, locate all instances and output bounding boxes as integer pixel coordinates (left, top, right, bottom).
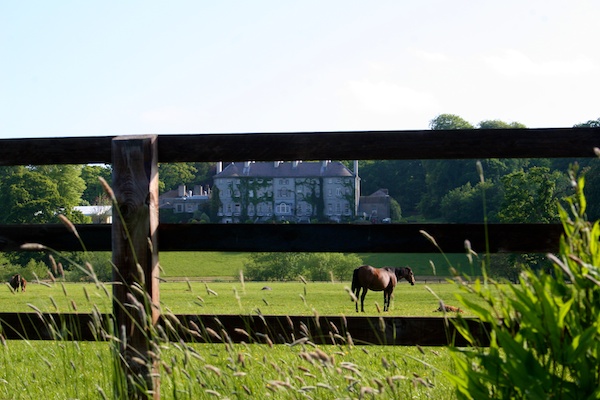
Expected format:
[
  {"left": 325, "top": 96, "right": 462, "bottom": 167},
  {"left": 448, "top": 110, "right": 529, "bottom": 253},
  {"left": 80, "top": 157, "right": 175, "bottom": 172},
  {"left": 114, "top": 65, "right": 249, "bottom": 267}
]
[{"left": 0, "top": 128, "right": 598, "bottom": 398}]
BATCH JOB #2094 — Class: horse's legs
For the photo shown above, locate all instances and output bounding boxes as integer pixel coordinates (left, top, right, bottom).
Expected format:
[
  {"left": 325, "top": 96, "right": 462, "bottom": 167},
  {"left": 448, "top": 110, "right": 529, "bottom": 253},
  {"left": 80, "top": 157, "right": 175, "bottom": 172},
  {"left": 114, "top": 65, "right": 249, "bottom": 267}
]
[
  {"left": 383, "top": 291, "right": 389, "bottom": 312},
  {"left": 360, "top": 288, "right": 368, "bottom": 312}
]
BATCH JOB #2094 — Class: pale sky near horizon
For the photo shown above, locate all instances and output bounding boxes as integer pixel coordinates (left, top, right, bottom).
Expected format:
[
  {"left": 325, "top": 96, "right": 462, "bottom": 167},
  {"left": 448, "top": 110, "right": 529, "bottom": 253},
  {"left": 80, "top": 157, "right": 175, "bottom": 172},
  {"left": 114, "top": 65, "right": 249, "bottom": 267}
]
[{"left": 1, "top": 1, "right": 598, "bottom": 139}]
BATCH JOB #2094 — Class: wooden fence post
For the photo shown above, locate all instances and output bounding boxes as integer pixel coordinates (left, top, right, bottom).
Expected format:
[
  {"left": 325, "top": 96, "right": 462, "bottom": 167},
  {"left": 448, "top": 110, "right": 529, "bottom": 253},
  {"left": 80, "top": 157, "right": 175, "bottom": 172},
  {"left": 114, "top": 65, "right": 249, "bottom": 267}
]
[{"left": 111, "top": 135, "right": 160, "bottom": 399}]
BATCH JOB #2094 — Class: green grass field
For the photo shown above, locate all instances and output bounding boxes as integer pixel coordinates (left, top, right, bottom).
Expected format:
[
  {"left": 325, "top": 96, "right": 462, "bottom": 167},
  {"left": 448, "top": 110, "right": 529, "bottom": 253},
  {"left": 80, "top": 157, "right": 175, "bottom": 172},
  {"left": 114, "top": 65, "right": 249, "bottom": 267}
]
[
  {"left": 6, "top": 280, "right": 485, "bottom": 317},
  {"left": 158, "top": 251, "right": 478, "bottom": 279},
  {"left": 1, "top": 279, "right": 477, "bottom": 399},
  {"left": 0, "top": 252, "right": 485, "bottom": 399}
]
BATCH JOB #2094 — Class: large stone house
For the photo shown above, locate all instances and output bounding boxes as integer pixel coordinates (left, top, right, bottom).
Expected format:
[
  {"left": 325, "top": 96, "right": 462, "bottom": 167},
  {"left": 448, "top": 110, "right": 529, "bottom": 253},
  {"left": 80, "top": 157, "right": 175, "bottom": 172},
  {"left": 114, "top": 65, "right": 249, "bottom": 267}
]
[{"left": 213, "top": 160, "right": 360, "bottom": 223}]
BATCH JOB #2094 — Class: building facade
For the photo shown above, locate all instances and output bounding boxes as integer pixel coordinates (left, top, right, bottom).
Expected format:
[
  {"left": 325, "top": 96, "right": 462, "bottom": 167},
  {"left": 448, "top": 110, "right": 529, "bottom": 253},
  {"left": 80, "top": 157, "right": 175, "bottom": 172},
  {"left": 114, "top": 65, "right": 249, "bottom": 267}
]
[
  {"left": 357, "top": 188, "right": 392, "bottom": 223},
  {"left": 159, "top": 184, "right": 210, "bottom": 214},
  {"left": 213, "top": 161, "right": 360, "bottom": 223}
]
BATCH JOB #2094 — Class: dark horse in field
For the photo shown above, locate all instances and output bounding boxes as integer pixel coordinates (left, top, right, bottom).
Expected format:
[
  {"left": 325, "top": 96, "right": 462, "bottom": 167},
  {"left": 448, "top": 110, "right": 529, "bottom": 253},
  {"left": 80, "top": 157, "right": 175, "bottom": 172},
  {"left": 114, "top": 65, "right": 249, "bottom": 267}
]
[
  {"left": 351, "top": 265, "right": 415, "bottom": 312},
  {"left": 9, "top": 274, "right": 27, "bottom": 292}
]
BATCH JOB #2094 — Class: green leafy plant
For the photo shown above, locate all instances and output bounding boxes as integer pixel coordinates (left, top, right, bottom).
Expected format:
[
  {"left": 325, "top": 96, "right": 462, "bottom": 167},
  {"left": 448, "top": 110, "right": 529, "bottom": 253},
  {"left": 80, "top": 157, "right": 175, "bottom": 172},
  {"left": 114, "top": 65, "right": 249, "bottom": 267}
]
[{"left": 447, "top": 168, "right": 600, "bottom": 399}]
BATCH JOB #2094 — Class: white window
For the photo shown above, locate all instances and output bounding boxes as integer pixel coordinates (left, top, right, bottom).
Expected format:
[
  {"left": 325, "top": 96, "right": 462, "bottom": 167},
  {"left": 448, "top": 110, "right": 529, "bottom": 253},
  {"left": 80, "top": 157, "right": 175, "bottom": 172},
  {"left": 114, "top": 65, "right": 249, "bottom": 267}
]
[{"left": 276, "top": 203, "right": 291, "bottom": 214}]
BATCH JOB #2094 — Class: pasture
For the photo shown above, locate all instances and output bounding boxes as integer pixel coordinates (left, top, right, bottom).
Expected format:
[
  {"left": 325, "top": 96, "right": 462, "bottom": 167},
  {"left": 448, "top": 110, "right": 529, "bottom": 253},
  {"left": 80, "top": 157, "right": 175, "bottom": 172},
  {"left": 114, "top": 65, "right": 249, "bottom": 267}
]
[
  {"left": 0, "top": 279, "right": 485, "bottom": 399},
  {"left": 157, "top": 251, "right": 477, "bottom": 280},
  {"left": 4, "top": 280, "right": 482, "bottom": 316}
]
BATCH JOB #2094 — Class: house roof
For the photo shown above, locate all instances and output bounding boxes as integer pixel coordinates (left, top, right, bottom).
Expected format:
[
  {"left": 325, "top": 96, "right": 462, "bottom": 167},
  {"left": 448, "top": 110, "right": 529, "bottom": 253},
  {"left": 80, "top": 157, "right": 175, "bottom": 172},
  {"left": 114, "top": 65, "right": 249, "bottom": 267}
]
[{"left": 215, "top": 161, "right": 355, "bottom": 179}]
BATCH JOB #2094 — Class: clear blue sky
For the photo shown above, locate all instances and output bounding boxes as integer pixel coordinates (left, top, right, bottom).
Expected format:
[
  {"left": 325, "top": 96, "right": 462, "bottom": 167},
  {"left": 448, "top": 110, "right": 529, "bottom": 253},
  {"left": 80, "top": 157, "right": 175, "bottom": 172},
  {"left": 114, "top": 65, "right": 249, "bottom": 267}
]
[{"left": 1, "top": 1, "right": 598, "bottom": 138}]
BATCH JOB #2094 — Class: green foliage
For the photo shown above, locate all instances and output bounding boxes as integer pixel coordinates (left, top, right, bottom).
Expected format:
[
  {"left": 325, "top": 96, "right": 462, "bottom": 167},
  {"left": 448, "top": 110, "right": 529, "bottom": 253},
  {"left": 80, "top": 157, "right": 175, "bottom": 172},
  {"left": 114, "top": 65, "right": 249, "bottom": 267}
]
[
  {"left": 0, "top": 165, "right": 87, "bottom": 224},
  {"left": 158, "top": 163, "right": 197, "bottom": 193},
  {"left": 498, "top": 166, "right": 563, "bottom": 223},
  {"left": 389, "top": 196, "right": 402, "bottom": 221},
  {"left": 359, "top": 160, "right": 426, "bottom": 216},
  {"left": 244, "top": 252, "right": 363, "bottom": 281},
  {"left": 441, "top": 181, "right": 500, "bottom": 223},
  {"left": 0, "top": 258, "right": 48, "bottom": 282},
  {"left": 478, "top": 119, "right": 527, "bottom": 129},
  {"left": 429, "top": 113, "right": 474, "bottom": 130},
  {"left": 64, "top": 252, "right": 113, "bottom": 282},
  {"left": 447, "top": 171, "right": 600, "bottom": 399},
  {"left": 584, "top": 158, "right": 600, "bottom": 221},
  {"left": 81, "top": 164, "right": 112, "bottom": 205}
]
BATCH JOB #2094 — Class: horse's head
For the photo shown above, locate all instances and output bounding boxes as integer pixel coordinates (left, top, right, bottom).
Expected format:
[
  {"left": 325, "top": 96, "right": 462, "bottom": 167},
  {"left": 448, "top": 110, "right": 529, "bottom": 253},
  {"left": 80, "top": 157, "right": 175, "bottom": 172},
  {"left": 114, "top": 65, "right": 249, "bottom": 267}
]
[{"left": 399, "top": 267, "right": 415, "bottom": 285}]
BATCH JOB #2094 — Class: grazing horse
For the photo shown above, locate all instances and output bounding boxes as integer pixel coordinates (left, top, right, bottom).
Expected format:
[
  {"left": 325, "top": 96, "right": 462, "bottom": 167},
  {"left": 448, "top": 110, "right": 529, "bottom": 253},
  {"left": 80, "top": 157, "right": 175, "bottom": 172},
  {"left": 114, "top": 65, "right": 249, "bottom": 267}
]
[
  {"left": 351, "top": 265, "right": 415, "bottom": 312},
  {"left": 9, "top": 274, "right": 27, "bottom": 292}
]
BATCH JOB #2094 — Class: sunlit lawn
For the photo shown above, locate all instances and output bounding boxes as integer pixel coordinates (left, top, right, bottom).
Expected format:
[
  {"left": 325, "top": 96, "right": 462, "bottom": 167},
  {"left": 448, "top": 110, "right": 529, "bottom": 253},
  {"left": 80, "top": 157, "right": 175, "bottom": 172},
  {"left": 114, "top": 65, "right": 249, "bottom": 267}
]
[
  {"left": 3, "top": 280, "right": 486, "bottom": 316},
  {"left": 0, "top": 280, "right": 493, "bottom": 398}
]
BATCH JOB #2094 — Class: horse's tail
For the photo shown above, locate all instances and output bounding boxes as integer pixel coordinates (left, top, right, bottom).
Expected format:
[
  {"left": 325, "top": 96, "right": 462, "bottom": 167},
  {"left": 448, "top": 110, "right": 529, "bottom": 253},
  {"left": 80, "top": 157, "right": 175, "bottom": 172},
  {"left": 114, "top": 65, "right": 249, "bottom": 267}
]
[{"left": 351, "top": 268, "right": 359, "bottom": 293}]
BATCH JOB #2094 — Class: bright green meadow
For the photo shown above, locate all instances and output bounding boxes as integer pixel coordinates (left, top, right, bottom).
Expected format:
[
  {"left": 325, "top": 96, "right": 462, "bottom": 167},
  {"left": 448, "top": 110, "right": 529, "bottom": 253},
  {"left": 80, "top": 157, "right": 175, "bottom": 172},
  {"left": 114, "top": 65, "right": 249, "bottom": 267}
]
[{"left": 0, "top": 275, "right": 483, "bottom": 399}]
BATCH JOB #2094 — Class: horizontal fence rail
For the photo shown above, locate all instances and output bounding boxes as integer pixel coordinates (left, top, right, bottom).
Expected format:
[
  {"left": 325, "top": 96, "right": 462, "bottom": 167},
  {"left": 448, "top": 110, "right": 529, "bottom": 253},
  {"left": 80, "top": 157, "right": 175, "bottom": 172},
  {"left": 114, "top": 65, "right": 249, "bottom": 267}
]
[
  {"left": 0, "top": 127, "right": 598, "bottom": 166},
  {"left": 0, "top": 223, "right": 564, "bottom": 253},
  {"left": 0, "top": 312, "right": 490, "bottom": 347}
]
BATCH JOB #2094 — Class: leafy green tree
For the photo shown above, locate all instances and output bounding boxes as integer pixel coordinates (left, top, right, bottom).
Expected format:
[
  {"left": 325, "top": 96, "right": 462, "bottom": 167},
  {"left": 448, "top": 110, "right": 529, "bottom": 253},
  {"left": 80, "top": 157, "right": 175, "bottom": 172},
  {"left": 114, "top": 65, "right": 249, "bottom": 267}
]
[
  {"left": 389, "top": 197, "right": 402, "bottom": 221},
  {"left": 421, "top": 116, "right": 529, "bottom": 219},
  {"left": 0, "top": 166, "right": 85, "bottom": 224},
  {"left": 244, "top": 252, "right": 363, "bottom": 281},
  {"left": 0, "top": 165, "right": 87, "bottom": 267},
  {"left": 498, "top": 167, "right": 563, "bottom": 223},
  {"left": 477, "top": 119, "right": 526, "bottom": 129},
  {"left": 303, "top": 253, "right": 363, "bottom": 281},
  {"left": 429, "top": 114, "right": 474, "bottom": 130},
  {"left": 158, "top": 163, "right": 197, "bottom": 194},
  {"left": 574, "top": 117, "right": 600, "bottom": 128},
  {"left": 191, "top": 162, "right": 213, "bottom": 185},
  {"left": 440, "top": 181, "right": 501, "bottom": 223},
  {"left": 420, "top": 115, "right": 475, "bottom": 218},
  {"left": 244, "top": 253, "right": 307, "bottom": 281},
  {"left": 493, "top": 166, "right": 567, "bottom": 277},
  {"left": 81, "top": 165, "right": 112, "bottom": 205},
  {"left": 359, "top": 160, "right": 425, "bottom": 216},
  {"left": 34, "top": 165, "right": 86, "bottom": 214}
]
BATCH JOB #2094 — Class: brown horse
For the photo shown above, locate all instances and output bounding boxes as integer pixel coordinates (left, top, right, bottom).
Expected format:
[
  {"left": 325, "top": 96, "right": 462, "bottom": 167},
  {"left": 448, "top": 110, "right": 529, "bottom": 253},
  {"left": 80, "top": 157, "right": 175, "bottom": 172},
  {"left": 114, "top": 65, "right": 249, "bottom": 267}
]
[
  {"left": 351, "top": 265, "right": 415, "bottom": 312},
  {"left": 9, "top": 274, "right": 27, "bottom": 292}
]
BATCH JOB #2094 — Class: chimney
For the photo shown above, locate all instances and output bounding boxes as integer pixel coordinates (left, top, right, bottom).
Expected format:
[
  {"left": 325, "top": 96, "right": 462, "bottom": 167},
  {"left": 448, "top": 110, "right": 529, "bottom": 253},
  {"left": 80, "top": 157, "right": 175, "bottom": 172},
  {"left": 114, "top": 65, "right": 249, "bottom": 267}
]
[
  {"left": 292, "top": 160, "right": 301, "bottom": 168},
  {"left": 216, "top": 162, "right": 222, "bottom": 174},
  {"left": 178, "top": 185, "right": 186, "bottom": 197}
]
